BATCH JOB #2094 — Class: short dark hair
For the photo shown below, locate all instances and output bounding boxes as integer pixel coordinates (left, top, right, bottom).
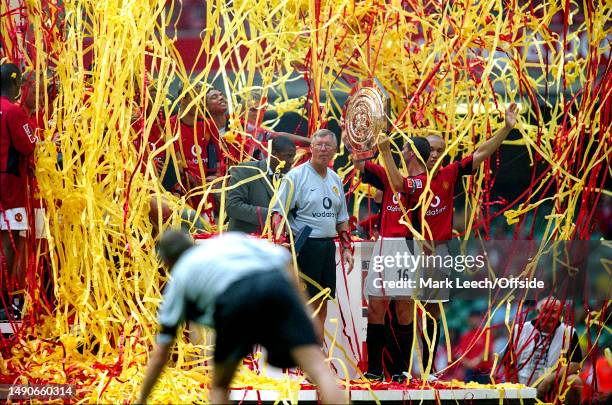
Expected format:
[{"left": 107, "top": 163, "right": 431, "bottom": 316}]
[
  {"left": 408, "top": 136, "right": 431, "bottom": 162},
  {"left": 157, "top": 230, "right": 194, "bottom": 266},
  {"left": 205, "top": 86, "right": 221, "bottom": 97},
  {"left": 271, "top": 135, "right": 296, "bottom": 154},
  {"left": 0, "top": 63, "right": 21, "bottom": 92}
]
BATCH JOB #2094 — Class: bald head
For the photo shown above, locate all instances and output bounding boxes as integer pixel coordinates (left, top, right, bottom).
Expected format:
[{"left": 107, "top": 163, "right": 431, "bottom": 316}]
[
  {"left": 536, "top": 297, "right": 562, "bottom": 313},
  {"left": 426, "top": 134, "right": 443, "bottom": 144},
  {"left": 535, "top": 297, "right": 563, "bottom": 333}
]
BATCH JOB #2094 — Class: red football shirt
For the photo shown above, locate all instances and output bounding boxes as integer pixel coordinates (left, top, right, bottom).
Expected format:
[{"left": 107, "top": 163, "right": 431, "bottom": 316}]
[
  {"left": 203, "top": 118, "right": 226, "bottom": 176},
  {"left": 454, "top": 327, "right": 493, "bottom": 371},
  {"left": 422, "top": 155, "right": 474, "bottom": 241},
  {"left": 0, "top": 96, "right": 37, "bottom": 210},
  {"left": 132, "top": 116, "right": 165, "bottom": 166},
  {"left": 169, "top": 116, "right": 213, "bottom": 180},
  {"left": 363, "top": 161, "right": 425, "bottom": 237}
]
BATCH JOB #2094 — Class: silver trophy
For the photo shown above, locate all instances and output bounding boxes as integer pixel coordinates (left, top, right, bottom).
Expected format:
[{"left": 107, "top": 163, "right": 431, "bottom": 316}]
[{"left": 343, "top": 79, "right": 390, "bottom": 160}]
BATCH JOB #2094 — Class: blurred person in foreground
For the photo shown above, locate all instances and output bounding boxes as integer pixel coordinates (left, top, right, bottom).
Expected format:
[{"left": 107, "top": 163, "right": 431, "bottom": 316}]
[{"left": 137, "top": 231, "right": 347, "bottom": 404}]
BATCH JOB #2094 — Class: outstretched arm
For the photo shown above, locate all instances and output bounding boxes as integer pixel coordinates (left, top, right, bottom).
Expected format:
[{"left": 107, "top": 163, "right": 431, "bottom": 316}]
[
  {"left": 274, "top": 131, "right": 312, "bottom": 145},
  {"left": 137, "top": 340, "right": 173, "bottom": 403},
  {"left": 377, "top": 133, "right": 404, "bottom": 192},
  {"left": 472, "top": 103, "right": 518, "bottom": 170}
]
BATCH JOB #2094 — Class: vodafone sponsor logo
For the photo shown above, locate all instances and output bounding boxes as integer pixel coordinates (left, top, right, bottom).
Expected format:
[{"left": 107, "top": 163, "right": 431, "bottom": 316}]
[
  {"left": 386, "top": 192, "right": 402, "bottom": 212},
  {"left": 312, "top": 212, "right": 337, "bottom": 218},
  {"left": 312, "top": 196, "right": 336, "bottom": 218},
  {"left": 191, "top": 144, "right": 202, "bottom": 157},
  {"left": 426, "top": 195, "right": 447, "bottom": 216},
  {"left": 189, "top": 144, "right": 208, "bottom": 165}
]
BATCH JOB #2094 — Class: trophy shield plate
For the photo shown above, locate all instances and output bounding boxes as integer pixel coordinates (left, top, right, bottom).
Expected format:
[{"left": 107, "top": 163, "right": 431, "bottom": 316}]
[{"left": 343, "top": 80, "right": 390, "bottom": 160}]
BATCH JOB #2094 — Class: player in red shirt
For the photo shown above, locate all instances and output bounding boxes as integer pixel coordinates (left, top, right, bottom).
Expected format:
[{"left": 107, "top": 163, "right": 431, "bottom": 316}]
[
  {"left": 423, "top": 103, "right": 518, "bottom": 241},
  {"left": 352, "top": 134, "right": 430, "bottom": 380},
  {"left": 1, "top": 63, "right": 38, "bottom": 319},
  {"left": 454, "top": 310, "right": 493, "bottom": 383},
  {"left": 202, "top": 88, "right": 227, "bottom": 177},
  {"left": 163, "top": 85, "right": 222, "bottom": 209},
  {"left": 131, "top": 83, "right": 167, "bottom": 176},
  {"left": 376, "top": 105, "right": 519, "bottom": 380},
  {"left": 417, "top": 103, "right": 519, "bottom": 375}
]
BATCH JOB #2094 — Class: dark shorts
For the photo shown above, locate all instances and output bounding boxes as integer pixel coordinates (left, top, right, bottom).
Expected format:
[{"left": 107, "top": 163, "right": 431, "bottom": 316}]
[
  {"left": 213, "top": 271, "right": 319, "bottom": 368},
  {"left": 296, "top": 238, "right": 337, "bottom": 299}
]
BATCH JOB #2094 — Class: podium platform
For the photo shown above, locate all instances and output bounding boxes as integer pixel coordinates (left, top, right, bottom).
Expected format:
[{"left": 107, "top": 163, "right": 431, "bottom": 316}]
[
  {"left": 0, "top": 321, "right": 21, "bottom": 334},
  {"left": 229, "top": 386, "right": 537, "bottom": 404}
]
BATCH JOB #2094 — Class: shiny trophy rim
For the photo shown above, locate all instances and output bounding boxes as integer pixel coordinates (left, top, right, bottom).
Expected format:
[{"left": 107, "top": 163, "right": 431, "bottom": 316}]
[{"left": 343, "top": 81, "right": 388, "bottom": 160}]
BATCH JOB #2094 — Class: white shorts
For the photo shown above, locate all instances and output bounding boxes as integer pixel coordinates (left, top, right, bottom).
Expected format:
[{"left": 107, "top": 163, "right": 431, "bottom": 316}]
[
  {"left": 414, "top": 242, "right": 450, "bottom": 303},
  {"left": 365, "top": 237, "right": 418, "bottom": 298},
  {"left": 0, "top": 207, "right": 47, "bottom": 239}
]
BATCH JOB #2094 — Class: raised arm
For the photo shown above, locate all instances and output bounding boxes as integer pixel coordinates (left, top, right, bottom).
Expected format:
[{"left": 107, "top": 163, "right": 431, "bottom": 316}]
[
  {"left": 377, "top": 133, "right": 405, "bottom": 192},
  {"left": 343, "top": 127, "right": 366, "bottom": 172},
  {"left": 472, "top": 103, "right": 518, "bottom": 170},
  {"left": 274, "top": 131, "right": 312, "bottom": 145},
  {"left": 351, "top": 153, "right": 366, "bottom": 172}
]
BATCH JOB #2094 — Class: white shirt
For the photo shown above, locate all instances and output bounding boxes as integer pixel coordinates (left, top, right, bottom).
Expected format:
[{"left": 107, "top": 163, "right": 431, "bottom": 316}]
[
  {"left": 157, "top": 233, "right": 291, "bottom": 343},
  {"left": 273, "top": 161, "right": 349, "bottom": 238},
  {"left": 509, "top": 321, "right": 581, "bottom": 385}
]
